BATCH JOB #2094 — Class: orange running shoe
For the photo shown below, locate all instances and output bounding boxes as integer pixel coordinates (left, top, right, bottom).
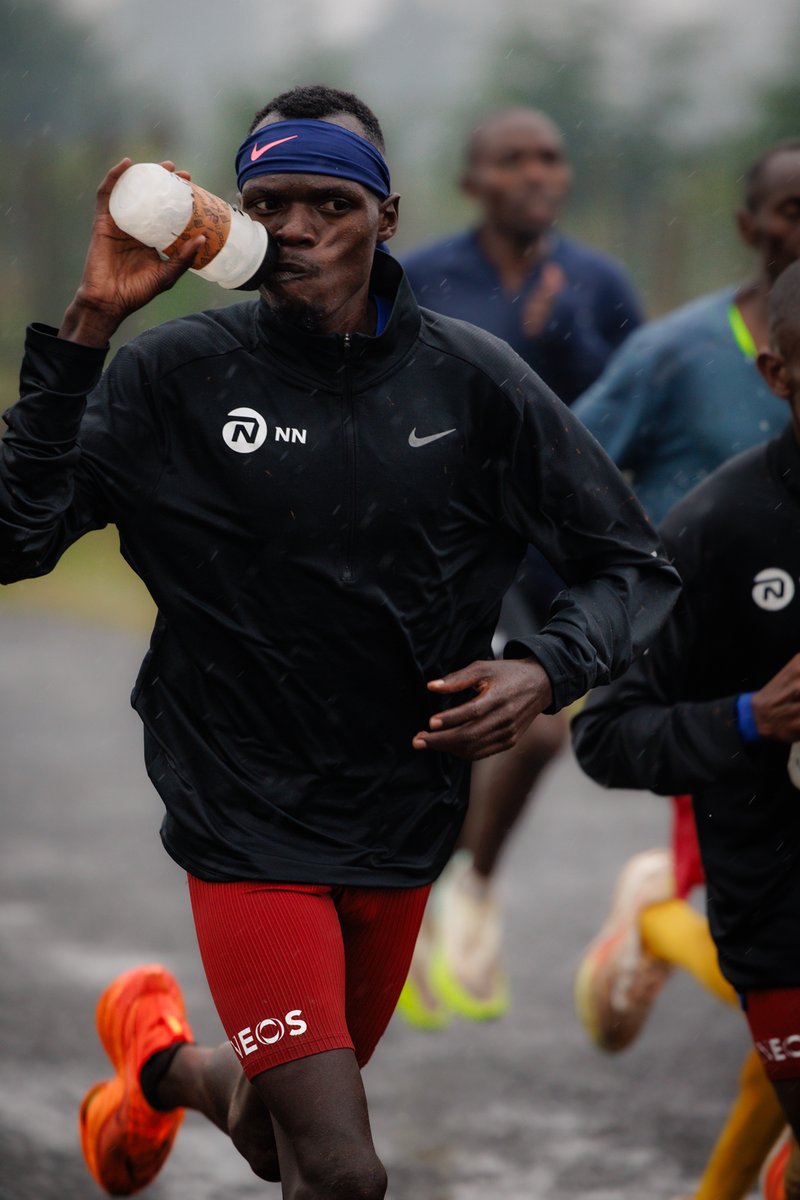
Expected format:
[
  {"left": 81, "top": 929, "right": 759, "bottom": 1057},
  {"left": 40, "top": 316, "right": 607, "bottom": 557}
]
[
  {"left": 761, "top": 1128, "right": 796, "bottom": 1200},
  {"left": 574, "top": 848, "right": 676, "bottom": 1052},
  {"left": 79, "top": 963, "right": 193, "bottom": 1196}
]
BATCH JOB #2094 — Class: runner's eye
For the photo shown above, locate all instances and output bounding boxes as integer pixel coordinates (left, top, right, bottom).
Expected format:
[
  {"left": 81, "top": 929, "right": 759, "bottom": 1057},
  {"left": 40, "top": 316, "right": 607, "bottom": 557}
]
[
  {"left": 320, "top": 198, "right": 353, "bottom": 213},
  {"left": 246, "top": 197, "right": 283, "bottom": 215}
]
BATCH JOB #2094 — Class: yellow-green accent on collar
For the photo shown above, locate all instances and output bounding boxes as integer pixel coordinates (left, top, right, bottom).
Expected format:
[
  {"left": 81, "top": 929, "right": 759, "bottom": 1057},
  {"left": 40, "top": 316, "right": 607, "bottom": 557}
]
[{"left": 728, "top": 303, "right": 758, "bottom": 360}]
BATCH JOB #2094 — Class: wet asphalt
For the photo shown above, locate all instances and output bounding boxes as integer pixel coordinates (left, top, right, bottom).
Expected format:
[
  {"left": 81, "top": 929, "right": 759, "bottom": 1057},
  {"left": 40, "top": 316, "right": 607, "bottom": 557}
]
[{"left": 0, "top": 612, "right": 758, "bottom": 1199}]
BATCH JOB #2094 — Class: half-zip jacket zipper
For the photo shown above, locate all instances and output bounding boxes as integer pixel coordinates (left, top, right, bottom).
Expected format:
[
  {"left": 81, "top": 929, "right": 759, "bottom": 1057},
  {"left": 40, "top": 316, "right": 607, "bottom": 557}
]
[{"left": 341, "top": 332, "right": 358, "bottom": 582}]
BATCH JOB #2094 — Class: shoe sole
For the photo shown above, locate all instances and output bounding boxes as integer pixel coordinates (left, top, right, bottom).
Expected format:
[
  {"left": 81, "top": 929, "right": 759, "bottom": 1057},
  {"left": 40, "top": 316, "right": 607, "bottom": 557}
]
[
  {"left": 395, "top": 978, "right": 453, "bottom": 1031},
  {"left": 574, "top": 850, "right": 675, "bottom": 1052},
  {"left": 429, "top": 946, "right": 509, "bottom": 1021},
  {"left": 574, "top": 932, "right": 643, "bottom": 1051},
  {"left": 80, "top": 965, "right": 189, "bottom": 1196},
  {"left": 760, "top": 1128, "right": 792, "bottom": 1200}
]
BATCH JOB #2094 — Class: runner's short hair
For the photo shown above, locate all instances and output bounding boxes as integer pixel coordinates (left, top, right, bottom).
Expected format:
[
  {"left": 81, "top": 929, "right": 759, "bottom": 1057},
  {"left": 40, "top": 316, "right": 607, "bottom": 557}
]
[
  {"left": 743, "top": 138, "right": 800, "bottom": 211},
  {"left": 249, "top": 85, "right": 385, "bottom": 152}
]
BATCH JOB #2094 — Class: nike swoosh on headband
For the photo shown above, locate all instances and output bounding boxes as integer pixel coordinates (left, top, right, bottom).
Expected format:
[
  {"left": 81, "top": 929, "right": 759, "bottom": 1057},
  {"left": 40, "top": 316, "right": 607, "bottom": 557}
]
[
  {"left": 408, "top": 428, "right": 456, "bottom": 448},
  {"left": 236, "top": 119, "right": 391, "bottom": 198},
  {"left": 250, "top": 134, "right": 299, "bottom": 162}
]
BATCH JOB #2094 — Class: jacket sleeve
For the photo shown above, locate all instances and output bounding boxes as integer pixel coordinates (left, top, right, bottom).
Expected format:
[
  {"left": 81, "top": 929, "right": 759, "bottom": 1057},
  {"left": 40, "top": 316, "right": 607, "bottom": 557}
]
[
  {"left": 0, "top": 324, "right": 157, "bottom": 584},
  {"left": 0, "top": 326, "right": 111, "bottom": 583},
  {"left": 496, "top": 374, "right": 681, "bottom": 712},
  {"left": 570, "top": 581, "right": 753, "bottom": 795}
]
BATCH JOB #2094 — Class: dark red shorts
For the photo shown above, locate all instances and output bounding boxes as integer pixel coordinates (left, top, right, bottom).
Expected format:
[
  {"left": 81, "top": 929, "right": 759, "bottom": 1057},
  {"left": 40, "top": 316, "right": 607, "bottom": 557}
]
[
  {"left": 671, "top": 794, "right": 705, "bottom": 898},
  {"left": 188, "top": 877, "right": 430, "bottom": 1079},
  {"left": 743, "top": 988, "right": 800, "bottom": 1081}
]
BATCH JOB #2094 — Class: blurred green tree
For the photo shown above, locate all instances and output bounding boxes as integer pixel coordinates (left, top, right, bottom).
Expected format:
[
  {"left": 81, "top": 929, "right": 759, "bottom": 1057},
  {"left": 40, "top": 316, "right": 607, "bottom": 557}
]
[
  {"left": 735, "top": 8, "right": 800, "bottom": 157},
  {"left": 0, "top": 0, "right": 185, "bottom": 372},
  {"left": 392, "top": 3, "right": 758, "bottom": 316},
  {"left": 2, "top": 1, "right": 120, "bottom": 336}
]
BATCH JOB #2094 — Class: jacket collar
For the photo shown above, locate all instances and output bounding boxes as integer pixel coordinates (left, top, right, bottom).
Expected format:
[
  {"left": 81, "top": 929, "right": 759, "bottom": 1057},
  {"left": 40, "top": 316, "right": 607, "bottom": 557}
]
[{"left": 254, "top": 251, "right": 421, "bottom": 391}]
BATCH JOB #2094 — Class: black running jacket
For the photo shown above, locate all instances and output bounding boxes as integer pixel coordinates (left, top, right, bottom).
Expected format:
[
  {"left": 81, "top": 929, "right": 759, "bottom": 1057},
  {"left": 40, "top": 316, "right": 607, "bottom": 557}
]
[
  {"left": 0, "top": 253, "right": 679, "bottom": 885},
  {"left": 573, "top": 426, "right": 800, "bottom": 989}
]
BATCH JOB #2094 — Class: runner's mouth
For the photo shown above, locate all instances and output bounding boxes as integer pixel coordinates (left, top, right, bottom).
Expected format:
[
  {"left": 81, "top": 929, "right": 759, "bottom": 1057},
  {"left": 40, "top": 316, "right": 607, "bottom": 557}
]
[{"left": 273, "top": 260, "right": 317, "bottom": 280}]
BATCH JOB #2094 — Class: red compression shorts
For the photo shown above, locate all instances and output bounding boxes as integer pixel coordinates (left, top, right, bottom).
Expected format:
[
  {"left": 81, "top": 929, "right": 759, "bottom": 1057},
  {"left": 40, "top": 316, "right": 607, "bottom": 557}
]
[
  {"left": 743, "top": 988, "right": 800, "bottom": 1081},
  {"left": 188, "top": 877, "right": 430, "bottom": 1079},
  {"left": 671, "top": 794, "right": 705, "bottom": 898}
]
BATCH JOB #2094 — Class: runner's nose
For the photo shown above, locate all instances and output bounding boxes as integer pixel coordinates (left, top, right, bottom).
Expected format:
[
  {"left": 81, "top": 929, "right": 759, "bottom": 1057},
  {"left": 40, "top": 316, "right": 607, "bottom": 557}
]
[{"left": 272, "top": 204, "right": 317, "bottom": 246}]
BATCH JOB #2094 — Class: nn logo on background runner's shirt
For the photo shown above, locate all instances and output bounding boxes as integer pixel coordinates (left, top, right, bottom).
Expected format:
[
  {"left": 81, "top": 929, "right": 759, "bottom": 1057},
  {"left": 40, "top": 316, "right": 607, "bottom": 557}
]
[
  {"left": 230, "top": 1009, "right": 308, "bottom": 1057},
  {"left": 752, "top": 567, "right": 796, "bottom": 612}
]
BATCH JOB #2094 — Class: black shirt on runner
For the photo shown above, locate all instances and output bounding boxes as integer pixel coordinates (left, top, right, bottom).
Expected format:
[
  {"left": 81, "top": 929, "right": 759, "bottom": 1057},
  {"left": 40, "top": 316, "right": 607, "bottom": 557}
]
[
  {"left": 1, "top": 253, "right": 679, "bottom": 887},
  {"left": 573, "top": 424, "right": 800, "bottom": 990}
]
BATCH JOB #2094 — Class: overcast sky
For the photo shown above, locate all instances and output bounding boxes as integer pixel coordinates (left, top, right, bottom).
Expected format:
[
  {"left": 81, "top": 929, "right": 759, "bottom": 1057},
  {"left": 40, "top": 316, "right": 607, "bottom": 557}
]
[
  {"left": 50, "top": 0, "right": 798, "bottom": 161},
  {"left": 62, "top": 0, "right": 728, "bottom": 27}
]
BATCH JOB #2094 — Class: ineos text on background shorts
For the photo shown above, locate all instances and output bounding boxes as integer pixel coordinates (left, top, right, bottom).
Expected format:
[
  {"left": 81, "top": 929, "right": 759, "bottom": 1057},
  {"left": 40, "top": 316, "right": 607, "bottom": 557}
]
[{"left": 743, "top": 987, "right": 800, "bottom": 1081}]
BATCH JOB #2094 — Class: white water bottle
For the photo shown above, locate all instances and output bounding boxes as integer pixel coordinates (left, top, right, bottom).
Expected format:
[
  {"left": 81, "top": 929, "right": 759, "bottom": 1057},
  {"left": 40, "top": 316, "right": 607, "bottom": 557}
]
[{"left": 109, "top": 162, "right": 274, "bottom": 290}]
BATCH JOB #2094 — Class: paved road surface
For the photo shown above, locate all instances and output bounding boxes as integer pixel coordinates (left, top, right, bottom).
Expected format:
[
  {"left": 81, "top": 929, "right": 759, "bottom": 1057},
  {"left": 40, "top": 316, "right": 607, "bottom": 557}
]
[{"left": 0, "top": 612, "right": 759, "bottom": 1199}]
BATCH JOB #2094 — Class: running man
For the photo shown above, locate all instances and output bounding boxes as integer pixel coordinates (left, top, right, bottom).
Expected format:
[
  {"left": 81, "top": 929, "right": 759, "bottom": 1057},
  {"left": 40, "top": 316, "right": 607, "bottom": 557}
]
[
  {"left": 572, "top": 140, "right": 800, "bottom": 1200},
  {"left": 572, "top": 258, "right": 800, "bottom": 1200},
  {"left": 572, "top": 139, "right": 800, "bottom": 524},
  {"left": 403, "top": 106, "right": 643, "bottom": 405},
  {"left": 0, "top": 85, "right": 678, "bottom": 1197},
  {"left": 399, "top": 105, "right": 644, "bottom": 1026}
]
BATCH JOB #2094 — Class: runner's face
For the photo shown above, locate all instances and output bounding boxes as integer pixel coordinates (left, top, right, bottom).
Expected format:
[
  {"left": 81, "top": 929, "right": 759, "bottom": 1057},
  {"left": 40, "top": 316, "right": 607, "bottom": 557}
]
[
  {"left": 241, "top": 113, "right": 398, "bottom": 334},
  {"left": 778, "top": 333, "right": 800, "bottom": 413},
  {"left": 463, "top": 114, "right": 571, "bottom": 240},
  {"left": 742, "top": 151, "right": 800, "bottom": 283},
  {"left": 758, "top": 327, "right": 800, "bottom": 422}
]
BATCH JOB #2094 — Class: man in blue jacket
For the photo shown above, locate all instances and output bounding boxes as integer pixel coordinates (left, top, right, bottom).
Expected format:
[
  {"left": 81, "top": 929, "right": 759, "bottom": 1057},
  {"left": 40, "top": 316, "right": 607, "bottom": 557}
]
[
  {"left": 400, "top": 105, "right": 644, "bottom": 1026},
  {"left": 404, "top": 106, "right": 643, "bottom": 406}
]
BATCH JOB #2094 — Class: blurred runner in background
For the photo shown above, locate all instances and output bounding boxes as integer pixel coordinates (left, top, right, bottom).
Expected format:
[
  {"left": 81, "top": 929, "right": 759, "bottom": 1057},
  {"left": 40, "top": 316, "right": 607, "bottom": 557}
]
[
  {"left": 572, "top": 142, "right": 800, "bottom": 1200},
  {"left": 399, "top": 105, "right": 645, "bottom": 1028}
]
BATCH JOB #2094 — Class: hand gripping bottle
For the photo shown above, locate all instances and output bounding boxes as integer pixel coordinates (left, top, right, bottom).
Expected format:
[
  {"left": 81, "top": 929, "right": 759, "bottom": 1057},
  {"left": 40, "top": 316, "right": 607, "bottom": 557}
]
[{"left": 108, "top": 162, "right": 275, "bottom": 290}]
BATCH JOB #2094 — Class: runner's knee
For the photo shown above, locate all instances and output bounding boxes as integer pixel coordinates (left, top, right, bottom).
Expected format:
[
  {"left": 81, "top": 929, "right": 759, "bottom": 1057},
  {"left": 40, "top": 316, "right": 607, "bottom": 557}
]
[
  {"left": 229, "top": 1113, "right": 280, "bottom": 1182},
  {"left": 298, "top": 1146, "right": 387, "bottom": 1199}
]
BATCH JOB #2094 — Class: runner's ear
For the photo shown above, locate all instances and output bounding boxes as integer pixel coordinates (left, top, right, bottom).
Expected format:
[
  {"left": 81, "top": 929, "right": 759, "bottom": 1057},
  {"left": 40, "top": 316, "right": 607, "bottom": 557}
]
[
  {"left": 736, "top": 207, "right": 757, "bottom": 250},
  {"left": 377, "top": 193, "right": 400, "bottom": 244},
  {"left": 757, "top": 348, "right": 791, "bottom": 399}
]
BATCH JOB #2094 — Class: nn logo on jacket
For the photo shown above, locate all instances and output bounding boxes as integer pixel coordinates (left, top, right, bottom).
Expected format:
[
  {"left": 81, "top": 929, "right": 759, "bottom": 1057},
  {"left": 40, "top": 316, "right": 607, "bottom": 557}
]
[{"left": 222, "top": 407, "right": 307, "bottom": 454}]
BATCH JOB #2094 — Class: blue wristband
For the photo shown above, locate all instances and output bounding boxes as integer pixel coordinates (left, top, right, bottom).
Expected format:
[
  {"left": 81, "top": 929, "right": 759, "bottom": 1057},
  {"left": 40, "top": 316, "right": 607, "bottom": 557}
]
[{"left": 736, "top": 693, "right": 761, "bottom": 744}]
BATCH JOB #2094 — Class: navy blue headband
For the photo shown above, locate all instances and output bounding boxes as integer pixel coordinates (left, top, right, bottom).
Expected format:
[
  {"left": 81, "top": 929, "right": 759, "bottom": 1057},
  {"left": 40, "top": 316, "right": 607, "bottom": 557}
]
[{"left": 236, "top": 119, "right": 391, "bottom": 199}]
